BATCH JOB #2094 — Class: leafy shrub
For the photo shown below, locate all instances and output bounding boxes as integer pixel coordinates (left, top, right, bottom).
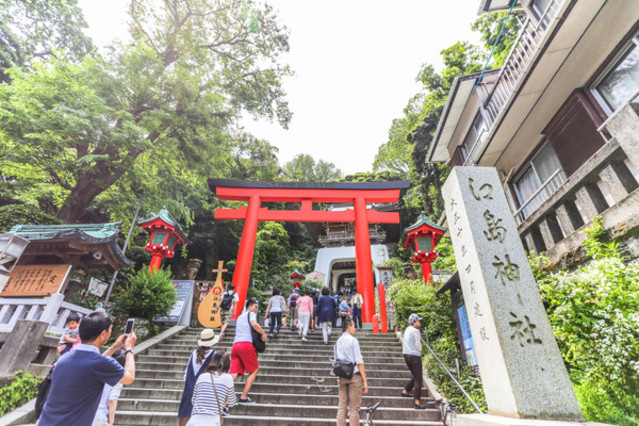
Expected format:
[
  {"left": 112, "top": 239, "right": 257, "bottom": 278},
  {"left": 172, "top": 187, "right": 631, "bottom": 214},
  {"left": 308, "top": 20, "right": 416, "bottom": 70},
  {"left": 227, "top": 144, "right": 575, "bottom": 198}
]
[
  {"left": 389, "top": 278, "right": 486, "bottom": 413},
  {"left": 0, "top": 371, "right": 43, "bottom": 416},
  {"left": 112, "top": 267, "right": 177, "bottom": 320},
  {"left": 535, "top": 217, "right": 639, "bottom": 424}
]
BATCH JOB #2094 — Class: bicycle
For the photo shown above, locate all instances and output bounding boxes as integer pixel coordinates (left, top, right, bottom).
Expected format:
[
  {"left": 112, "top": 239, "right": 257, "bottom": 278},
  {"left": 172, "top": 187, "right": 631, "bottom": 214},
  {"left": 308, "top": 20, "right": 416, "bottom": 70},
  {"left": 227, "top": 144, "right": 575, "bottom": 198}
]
[
  {"left": 439, "top": 401, "right": 457, "bottom": 426},
  {"left": 362, "top": 401, "right": 381, "bottom": 426}
]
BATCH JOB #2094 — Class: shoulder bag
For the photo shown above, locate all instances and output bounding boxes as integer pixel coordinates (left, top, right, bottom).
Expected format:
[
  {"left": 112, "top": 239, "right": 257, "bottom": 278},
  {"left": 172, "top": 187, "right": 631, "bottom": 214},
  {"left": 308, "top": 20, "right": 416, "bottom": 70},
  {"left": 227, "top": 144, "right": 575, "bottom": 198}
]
[
  {"left": 332, "top": 342, "right": 355, "bottom": 379},
  {"left": 249, "top": 312, "right": 266, "bottom": 353},
  {"left": 209, "top": 373, "right": 224, "bottom": 425}
]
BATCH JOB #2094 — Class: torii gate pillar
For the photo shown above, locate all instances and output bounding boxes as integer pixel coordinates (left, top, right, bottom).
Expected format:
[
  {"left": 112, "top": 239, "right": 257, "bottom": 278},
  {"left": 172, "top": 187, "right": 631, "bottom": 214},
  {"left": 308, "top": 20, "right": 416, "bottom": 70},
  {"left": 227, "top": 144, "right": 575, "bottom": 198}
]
[{"left": 210, "top": 179, "right": 410, "bottom": 321}]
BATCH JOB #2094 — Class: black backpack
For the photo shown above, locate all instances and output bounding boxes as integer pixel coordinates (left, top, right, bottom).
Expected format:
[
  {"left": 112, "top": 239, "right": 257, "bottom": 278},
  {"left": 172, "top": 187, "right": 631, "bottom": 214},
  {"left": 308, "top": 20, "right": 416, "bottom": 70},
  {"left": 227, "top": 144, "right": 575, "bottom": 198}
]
[
  {"left": 220, "top": 291, "right": 235, "bottom": 310},
  {"left": 289, "top": 293, "right": 299, "bottom": 307}
]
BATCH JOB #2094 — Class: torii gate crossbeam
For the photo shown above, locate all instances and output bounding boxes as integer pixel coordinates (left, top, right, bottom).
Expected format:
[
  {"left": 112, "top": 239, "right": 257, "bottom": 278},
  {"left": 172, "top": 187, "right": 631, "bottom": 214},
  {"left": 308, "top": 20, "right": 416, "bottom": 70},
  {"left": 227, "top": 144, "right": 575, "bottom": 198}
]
[{"left": 209, "top": 179, "right": 410, "bottom": 323}]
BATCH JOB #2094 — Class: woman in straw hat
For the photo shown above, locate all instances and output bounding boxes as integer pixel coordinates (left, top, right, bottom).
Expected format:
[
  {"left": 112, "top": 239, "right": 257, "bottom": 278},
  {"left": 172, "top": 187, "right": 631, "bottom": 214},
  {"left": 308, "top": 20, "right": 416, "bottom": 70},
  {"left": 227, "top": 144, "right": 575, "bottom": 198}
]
[{"left": 178, "top": 329, "right": 219, "bottom": 426}]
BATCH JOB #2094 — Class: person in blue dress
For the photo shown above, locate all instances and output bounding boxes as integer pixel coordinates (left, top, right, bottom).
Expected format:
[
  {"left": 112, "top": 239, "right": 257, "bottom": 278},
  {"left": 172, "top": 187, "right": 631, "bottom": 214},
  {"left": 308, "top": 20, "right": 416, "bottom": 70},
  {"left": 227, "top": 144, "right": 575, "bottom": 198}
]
[
  {"left": 178, "top": 329, "right": 219, "bottom": 426},
  {"left": 317, "top": 287, "right": 338, "bottom": 345}
]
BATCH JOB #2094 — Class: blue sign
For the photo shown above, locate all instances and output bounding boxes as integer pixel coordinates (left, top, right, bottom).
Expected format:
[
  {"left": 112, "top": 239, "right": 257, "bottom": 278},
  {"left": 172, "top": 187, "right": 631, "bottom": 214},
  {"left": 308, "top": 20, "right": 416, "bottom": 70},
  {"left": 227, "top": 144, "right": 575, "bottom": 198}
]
[
  {"left": 155, "top": 280, "right": 195, "bottom": 323},
  {"left": 457, "top": 304, "right": 478, "bottom": 366}
]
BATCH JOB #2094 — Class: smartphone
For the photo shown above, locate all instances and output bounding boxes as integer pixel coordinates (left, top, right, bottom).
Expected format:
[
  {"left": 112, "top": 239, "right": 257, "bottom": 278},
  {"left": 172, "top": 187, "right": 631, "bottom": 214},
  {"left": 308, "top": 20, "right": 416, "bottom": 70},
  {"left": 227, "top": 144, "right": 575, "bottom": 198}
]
[{"left": 125, "top": 318, "right": 135, "bottom": 335}]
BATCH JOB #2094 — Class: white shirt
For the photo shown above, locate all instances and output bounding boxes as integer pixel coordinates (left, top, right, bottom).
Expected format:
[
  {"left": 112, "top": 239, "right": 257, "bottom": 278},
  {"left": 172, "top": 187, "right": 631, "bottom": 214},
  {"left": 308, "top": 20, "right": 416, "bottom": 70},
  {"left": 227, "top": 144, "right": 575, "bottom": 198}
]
[
  {"left": 402, "top": 326, "right": 422, "bottom": 356},
  {"left": 233, "top": 311, "right": 257, "bottom": 343},
  {"left": 350, "top": 294, "right": 363, "bottom": 308},
  {"left": 334, "top": 332, "right": 364, "bottom": 374},
  {"left": 92, "top": 383, "right": 123, "bottom": 423}
]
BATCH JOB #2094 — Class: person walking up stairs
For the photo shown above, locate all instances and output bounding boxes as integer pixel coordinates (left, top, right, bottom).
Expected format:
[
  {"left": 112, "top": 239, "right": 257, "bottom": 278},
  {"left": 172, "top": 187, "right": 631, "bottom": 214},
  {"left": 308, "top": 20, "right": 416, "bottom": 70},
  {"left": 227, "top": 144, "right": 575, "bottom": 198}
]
[{"left": 114, "top": 321, "right": 442, "bottom": 425}]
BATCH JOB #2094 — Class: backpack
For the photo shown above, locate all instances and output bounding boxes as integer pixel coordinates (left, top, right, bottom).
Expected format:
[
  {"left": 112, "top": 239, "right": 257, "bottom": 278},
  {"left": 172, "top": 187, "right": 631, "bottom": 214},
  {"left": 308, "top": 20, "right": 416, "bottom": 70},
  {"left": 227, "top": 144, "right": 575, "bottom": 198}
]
[
  {"left": 35, "top": 366, "right": 54, "bottom": 418},
  {"left": 220, "top": 291, "right": 235, "bottom": 310},
  {"left": 290, "top": 293, "right": 299, "bottom": 307}
]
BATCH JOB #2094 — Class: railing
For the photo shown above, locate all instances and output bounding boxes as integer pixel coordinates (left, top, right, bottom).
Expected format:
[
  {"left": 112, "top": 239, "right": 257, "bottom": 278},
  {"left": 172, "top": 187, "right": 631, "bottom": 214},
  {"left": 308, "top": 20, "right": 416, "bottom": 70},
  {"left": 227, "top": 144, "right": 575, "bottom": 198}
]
[
  {"left": 463, "top": 128, "right": 488, "bottom": 166},
  {"left": 513, "top": 169, "right": 566, "bottom": 224},
  {"left": 318, "top": 230, "right": 387, "bottom": 246},
  {"left": 482, "top": 0, "right": 564, "bottom": 129},
  {"left": 0, "top": 293, "right": 92, "bottom": 334},
  {"left": 420, "top": 333, "right": 483, "bottom": 415}
]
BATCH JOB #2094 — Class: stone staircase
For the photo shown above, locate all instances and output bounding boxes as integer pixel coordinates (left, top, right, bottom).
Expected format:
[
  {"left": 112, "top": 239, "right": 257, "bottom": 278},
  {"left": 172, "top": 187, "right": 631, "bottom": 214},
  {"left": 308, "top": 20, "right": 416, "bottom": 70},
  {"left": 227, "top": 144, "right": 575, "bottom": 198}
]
[{"left": 115, "top": 325, "right": 442, "bottom": 425}]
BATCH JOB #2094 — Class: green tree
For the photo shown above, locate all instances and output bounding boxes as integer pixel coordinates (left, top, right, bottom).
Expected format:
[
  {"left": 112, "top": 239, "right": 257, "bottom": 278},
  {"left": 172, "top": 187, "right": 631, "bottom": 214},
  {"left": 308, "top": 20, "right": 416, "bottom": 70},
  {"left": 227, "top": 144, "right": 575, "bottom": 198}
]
[
  {"left": 284, "top": 153, "right": 342, "bottom": 182},
  {"left": 0, "top": 0, "right": 292, "bottom": 224},
  {"left": 0, "top": 0, "right": 93, "bottom": 83}
]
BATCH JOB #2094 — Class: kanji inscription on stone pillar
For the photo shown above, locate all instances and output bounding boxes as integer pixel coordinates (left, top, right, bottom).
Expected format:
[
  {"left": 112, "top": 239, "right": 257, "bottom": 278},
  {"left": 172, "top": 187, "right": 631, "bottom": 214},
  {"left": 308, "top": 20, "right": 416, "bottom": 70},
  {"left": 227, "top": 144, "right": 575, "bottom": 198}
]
[{"left": 442, "top": 167, "right": 583, "bottom": 420}]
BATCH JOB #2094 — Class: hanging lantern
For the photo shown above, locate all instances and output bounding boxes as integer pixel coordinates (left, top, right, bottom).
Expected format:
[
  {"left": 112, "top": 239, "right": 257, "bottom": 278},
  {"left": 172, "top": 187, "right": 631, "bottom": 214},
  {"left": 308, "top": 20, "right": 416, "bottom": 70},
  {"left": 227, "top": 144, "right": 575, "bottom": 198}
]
[
  {"left": 139, "top": 208, "right": 190, "bottom": 272},
  {"left": 402, "top": 213, "right": 446, "bottom": 286}
]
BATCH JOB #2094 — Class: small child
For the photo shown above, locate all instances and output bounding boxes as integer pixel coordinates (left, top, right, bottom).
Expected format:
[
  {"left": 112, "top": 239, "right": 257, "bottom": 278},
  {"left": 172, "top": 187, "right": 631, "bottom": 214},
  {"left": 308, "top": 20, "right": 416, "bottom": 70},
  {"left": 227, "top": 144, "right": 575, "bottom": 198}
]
[{"left": 57, "top": 313, "right": 81, "bottom": 355}]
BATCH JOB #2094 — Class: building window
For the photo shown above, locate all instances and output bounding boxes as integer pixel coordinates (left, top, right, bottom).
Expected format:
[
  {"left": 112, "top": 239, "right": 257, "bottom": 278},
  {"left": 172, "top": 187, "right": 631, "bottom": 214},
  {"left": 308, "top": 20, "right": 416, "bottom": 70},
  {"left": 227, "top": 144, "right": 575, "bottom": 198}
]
[
  {"left": 531, "top": 0, "right": 553, "bottom": 20},
  {"left": 595, "top": 33, "right": 639, "bottom": 113},
  {"left": 461, "top": 113, "right": 488, "bottom": 164},
  {"left": 514, "top": 143, "right": 566, "bottom": 221}
]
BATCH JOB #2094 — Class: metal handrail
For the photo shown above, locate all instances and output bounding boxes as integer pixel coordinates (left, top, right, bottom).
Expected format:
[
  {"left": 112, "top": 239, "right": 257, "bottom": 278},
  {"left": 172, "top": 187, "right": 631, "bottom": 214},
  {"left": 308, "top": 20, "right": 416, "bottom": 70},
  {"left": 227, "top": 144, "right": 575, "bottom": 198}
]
[{"left": 420, "top": 333, "right": 483, "bottom": 414}]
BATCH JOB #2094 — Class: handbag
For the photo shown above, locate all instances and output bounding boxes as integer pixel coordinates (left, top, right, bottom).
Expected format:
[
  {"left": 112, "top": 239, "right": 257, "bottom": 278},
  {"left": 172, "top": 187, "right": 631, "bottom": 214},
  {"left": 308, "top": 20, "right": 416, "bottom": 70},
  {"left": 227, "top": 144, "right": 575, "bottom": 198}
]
[
  {"left": 249, "top": 312, "right": 266, "bottom": 353},
  {"left": 209, "top": 373, "right": 224, "bottom": 425},
  {"left": 332, "top": 345, "right": 355, "bottom": 379}
]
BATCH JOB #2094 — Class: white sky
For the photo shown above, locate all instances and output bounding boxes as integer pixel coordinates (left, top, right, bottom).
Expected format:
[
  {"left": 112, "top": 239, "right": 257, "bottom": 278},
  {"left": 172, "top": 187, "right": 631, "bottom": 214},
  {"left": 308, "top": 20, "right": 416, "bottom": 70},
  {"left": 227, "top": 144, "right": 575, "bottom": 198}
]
[{"left": 78, "top": 0, "right": 483, "bottom": 175}]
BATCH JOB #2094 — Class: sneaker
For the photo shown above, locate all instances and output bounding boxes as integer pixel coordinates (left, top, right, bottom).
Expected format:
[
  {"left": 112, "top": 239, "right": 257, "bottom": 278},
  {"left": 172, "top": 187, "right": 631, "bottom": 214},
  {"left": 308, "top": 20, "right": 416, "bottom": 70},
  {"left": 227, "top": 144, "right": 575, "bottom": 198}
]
[
  {"left": 302, "top": 336, "right": 308, "bottom": 341},
  {"left": 222, "top": 407, "right": 230, "bottom": 416},
  {"left": 297, "top": 327, "right": 302, "bottom": 335},
  {"left": 238, "top": 397, "right": 256, "bottom": 406}
]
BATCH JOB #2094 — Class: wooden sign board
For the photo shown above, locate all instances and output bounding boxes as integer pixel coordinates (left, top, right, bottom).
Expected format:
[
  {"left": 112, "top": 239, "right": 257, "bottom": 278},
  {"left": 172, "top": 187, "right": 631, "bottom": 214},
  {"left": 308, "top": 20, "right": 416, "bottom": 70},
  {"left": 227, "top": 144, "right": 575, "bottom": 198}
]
[
  {"left": 197, "top": 280, "right": 224, "bottom": 328},
  {"left": 1, "top": 264, "right": 72, "bottom": 297}
]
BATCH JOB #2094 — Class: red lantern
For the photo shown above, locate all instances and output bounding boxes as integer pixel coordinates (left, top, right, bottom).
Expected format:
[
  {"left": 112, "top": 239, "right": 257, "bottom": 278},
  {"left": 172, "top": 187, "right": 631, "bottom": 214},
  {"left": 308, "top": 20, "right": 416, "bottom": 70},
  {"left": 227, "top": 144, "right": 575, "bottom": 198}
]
[
  {"left": 139, "top": 208, "right": 190, "bottom": 272},
  {"left": 402, "top": 213, "right": 446, "bottom": 286},
  {"left": 290, "top": 269, "right": 304, "bottom": 289}
]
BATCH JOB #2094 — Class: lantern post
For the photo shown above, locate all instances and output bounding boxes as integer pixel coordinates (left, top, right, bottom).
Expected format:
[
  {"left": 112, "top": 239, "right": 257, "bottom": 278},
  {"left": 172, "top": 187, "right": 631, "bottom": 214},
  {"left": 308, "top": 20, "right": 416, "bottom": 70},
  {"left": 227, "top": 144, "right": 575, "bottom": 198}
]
[
  {"left": 290, "top": 269, "right": 304, "bottom": 289},
  {"left": 402, "top": 213, "right": 446, "bottom": 286},
  {"left": 139, "top": 208, "right": 190, "bottom": 272}
]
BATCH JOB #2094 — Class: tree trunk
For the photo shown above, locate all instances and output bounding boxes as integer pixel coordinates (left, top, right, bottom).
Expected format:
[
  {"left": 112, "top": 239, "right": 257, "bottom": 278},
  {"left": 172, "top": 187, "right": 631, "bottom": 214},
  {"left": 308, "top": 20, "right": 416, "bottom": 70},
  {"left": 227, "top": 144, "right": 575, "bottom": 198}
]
[{"left": 55, "top": 168, "right": 124, "bottom": 223}]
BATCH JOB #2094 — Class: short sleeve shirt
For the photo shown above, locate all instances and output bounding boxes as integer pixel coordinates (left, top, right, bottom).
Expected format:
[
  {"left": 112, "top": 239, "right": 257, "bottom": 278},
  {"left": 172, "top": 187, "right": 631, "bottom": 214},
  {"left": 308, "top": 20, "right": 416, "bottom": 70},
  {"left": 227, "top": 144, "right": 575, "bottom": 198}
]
[
  {"left": 335, "top": 332, "right": 364, "bottom": 374},
  {"left": 268, "top": 295, "right": 286, "bottom": 313},
  {"left": 233, "top": 311, "right": 258, "bottom": 343},
  {"left": 58, "top": 326, "right": 79, "bottom": 344},
  {"left": 39, "top": 344, "right": 125, "bottom": 426}
]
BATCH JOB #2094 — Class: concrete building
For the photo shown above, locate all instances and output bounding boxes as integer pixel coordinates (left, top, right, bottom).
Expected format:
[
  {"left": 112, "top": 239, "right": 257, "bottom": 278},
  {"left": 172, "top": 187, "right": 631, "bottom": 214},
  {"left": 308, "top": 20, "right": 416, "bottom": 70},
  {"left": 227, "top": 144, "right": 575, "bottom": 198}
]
[{"left": 430, "top": 0, "right": 639, "bottom": 267}]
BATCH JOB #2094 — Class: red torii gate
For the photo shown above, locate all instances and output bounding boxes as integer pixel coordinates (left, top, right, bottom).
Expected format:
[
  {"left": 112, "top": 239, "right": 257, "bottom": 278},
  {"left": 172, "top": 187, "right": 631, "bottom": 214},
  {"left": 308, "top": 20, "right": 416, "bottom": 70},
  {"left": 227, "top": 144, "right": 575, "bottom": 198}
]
[{"left": 209, "top": 179, "right": 410, "bottom": 323}]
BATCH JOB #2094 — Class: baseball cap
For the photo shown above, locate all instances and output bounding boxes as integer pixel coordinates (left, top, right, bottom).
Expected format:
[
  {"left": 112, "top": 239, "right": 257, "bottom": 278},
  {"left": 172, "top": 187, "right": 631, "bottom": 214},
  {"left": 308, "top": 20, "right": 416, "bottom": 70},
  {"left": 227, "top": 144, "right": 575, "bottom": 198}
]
[{"left": 408, "top": 313, "right": 422, "bottom": 325}]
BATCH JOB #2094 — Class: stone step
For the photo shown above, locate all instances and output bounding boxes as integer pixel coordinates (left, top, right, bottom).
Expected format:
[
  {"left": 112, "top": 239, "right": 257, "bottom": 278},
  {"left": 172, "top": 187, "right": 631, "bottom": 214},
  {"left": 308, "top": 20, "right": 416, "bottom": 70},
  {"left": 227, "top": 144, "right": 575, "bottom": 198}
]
[
  {"left": 115, "top": 400, "right": 440, "bottom": 422},
  {"left": 137, "top": 353, "right": 407, "bottom": 365},
  {"left": 133, "top": 360, "right": 408, "bottom": 372},
  {"left": 115, "top": 411, "right": 441, "bottom": 426},
  {"left": 131, "top": 374, "right": 409, "bottom": 389},
  {"left": 154, "top": 341, "right": 403, "bottom": 351},
  {"left": 125, "top": 379, "right": 419, "bottom": 396},
  {"left": 119, "top": 388, "right": 429, "bottom": 404},
  {"left": 171, "top": 334, "right": 398, "bottom": 343},
  {"left": 135, "top": 367, "right": 411, "bottom": 380},
  {"left": 146, "top": 346, "right": 403, "bottom": 357}
]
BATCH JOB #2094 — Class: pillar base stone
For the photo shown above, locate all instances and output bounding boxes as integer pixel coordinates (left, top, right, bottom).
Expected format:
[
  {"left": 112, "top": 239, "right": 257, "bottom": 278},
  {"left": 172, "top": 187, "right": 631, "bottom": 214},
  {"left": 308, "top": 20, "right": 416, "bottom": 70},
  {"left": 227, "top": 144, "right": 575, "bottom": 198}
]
[{"left": 456, "top": 414, "right": 609, "bottom": 426}]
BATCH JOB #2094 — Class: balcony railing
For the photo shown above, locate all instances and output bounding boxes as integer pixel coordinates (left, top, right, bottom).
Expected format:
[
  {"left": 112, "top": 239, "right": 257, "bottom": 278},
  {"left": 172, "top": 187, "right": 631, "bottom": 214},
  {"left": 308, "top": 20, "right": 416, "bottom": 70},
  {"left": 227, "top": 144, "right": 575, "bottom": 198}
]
[
  {"left": 514, "top": 169, "right": 566, "bottom": 224},
  {"left": 481, "top": 0, "right": 564, "bottom": 130}
]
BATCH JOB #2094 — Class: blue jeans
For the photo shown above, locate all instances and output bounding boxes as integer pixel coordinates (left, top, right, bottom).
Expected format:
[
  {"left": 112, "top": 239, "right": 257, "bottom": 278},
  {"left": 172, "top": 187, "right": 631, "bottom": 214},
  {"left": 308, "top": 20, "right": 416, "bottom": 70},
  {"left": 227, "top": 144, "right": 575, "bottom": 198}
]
[{"left": 352, "top": 306, "right": 362, "bottom": 329}]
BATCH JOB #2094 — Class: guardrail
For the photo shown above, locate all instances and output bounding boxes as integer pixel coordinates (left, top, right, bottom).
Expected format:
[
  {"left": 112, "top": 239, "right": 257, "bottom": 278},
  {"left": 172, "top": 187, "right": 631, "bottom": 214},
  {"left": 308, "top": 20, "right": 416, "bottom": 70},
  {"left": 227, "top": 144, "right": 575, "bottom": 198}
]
[
  {"left": 420, "top": 332, "right": 483, "bottom": 415},
  {"left": 0, "top": 293, "right": 93, "bottom": 335},
  {"left": 514, "top": 169, "right": 566, "bottom": 224}
]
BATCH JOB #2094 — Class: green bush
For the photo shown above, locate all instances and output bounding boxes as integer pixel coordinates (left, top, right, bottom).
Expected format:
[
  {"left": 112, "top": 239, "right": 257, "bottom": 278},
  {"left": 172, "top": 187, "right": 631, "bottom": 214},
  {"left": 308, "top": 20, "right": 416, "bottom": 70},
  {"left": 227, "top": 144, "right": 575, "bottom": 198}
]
[
  {"left": 0, "top": 371, "right": 43, "bottom": 416},
  {"left": 389, "top": 279, "right": 487, "bottom": 413},
  {"left": 534, "top": 217, "right": 639, "bottom": 424},
  {"left": 112, "top": 267, "right": 177, "bottom": 320}
]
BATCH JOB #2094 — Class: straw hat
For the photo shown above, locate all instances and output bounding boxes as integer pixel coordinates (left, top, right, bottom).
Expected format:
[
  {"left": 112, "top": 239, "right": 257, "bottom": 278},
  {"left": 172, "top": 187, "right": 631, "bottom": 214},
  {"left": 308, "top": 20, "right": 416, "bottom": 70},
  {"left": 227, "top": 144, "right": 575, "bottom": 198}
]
[{"left": 198, "top": 328, "right": 219, "bottom": 347}]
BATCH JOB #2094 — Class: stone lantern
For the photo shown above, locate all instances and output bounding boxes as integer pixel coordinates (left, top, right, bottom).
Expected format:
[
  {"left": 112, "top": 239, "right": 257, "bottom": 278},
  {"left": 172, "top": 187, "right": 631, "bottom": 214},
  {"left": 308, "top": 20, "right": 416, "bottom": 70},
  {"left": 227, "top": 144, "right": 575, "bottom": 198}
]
[
  {"left": 402, "top": 213, "right": 446, "bottom": 286},
  {"left": 290, "top": 269, "right": 303, "bottom": 289},
  {"left": 139, "top": 208, "right": 189, "bottom": 272}
]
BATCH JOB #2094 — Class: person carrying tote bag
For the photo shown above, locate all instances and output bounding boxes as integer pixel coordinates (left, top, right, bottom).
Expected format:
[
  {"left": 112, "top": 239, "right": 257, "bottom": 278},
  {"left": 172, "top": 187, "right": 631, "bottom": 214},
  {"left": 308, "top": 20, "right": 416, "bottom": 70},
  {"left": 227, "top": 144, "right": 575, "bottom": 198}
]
[{"left": 187, "top": 351, "right": 236, "bottom": 426}]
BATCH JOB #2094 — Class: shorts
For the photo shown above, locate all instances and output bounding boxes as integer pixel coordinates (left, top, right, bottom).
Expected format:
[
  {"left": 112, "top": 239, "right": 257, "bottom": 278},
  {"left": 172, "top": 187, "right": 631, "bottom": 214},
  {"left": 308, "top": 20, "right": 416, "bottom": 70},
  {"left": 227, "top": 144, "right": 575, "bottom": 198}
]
[
  {"left": 230, "top": 341, "right": 258, "bottom": 376},
  {"left": 221, "top": 308, "right": 232, "bottom": 325}
]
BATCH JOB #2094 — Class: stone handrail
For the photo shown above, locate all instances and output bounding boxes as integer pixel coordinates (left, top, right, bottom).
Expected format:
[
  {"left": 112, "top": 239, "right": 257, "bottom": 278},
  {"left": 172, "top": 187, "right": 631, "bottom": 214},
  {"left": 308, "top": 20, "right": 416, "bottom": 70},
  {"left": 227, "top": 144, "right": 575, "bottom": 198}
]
[{"left": 0, "top": 294, "right": 93, "bottom": 334}]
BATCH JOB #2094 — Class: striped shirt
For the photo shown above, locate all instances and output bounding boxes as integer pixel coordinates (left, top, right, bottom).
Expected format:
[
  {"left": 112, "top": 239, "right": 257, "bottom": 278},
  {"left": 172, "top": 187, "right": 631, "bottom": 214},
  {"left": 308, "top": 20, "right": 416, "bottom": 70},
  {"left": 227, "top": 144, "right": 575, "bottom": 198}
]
[{"left": 190, "top": 372, "right": 236, "bottom": 416}]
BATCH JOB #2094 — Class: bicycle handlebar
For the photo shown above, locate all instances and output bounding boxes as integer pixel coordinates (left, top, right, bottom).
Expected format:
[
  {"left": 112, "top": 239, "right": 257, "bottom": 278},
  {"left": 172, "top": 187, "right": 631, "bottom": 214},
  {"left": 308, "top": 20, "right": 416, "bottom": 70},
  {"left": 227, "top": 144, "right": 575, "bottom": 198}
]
[{"left": 365, "top": 402, "right": 381, "bottom": 412}]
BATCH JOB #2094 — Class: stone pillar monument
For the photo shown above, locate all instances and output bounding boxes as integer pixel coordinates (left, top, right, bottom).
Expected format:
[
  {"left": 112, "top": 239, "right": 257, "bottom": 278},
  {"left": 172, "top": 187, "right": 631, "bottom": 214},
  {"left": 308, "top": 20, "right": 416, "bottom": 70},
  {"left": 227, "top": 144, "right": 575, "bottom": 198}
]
[{"left": 442, "top": 167, "right": 583, "bottom": 420}]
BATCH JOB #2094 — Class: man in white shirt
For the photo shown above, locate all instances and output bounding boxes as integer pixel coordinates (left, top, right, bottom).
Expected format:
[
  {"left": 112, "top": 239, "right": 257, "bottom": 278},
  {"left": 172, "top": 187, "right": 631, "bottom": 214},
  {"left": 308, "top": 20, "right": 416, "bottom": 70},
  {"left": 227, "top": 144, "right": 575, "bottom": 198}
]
[
  {"left": 401, "top": 313, "right": 426, "bottom": 409},
  {"left": 334, "top": 317, "right": 368, "bottom": 426},
  {"left": 230, "top": 298, "right": 267, "bottom": 405},
  {"left": 349, "top": 289, "right": 363, "bottom": 329}
]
